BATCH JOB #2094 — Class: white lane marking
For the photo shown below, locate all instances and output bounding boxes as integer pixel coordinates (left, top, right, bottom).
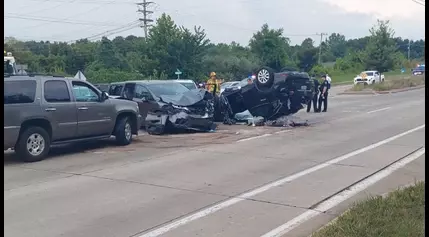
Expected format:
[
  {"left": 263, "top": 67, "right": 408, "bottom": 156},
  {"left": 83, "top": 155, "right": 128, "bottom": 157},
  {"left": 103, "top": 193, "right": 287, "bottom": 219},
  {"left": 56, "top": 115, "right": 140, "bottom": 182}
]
[
  {"left": 137, "top": 124, "right": 424, "bottom": 237},
  {"left": 367, "top": 107, "right": 391, "bottom": 114},
  {"left": 236, "top": 134, "right": 272, "bottom": 142},
  {"left": 260, "top": 147, "right": 425, "bottom": 237},
  {"left": 274, "top": 130, "right": 292, "bottom": 134}
]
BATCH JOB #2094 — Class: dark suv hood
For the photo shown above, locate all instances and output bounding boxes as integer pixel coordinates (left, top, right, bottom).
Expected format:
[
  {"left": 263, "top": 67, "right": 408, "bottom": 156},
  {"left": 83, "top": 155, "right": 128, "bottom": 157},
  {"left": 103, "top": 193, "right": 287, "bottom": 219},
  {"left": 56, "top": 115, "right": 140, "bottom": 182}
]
[{"left": 159, "top": 89, "right": 209, "bottom": 106}]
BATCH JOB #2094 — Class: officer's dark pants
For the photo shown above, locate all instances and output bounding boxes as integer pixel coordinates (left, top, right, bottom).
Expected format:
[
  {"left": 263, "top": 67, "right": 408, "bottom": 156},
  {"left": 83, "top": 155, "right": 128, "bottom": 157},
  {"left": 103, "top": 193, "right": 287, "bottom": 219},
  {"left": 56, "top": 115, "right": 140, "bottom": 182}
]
[
  {"left": 307, "top": 93, "right": 319, "bottom": 112},
  {"left": 318, "top": 92, "right": 328, "bottom": 112}
]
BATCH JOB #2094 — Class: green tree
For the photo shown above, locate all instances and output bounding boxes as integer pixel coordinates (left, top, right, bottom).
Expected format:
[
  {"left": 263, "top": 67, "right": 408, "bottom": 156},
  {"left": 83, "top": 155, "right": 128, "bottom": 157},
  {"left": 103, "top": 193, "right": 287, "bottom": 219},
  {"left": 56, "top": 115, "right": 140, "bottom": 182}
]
[
  {"left": 326, "top": 33, "right": 347, "bottom": 59},
  {"left": 296, "top": 38, "right": 318, "bottom": 72},
  {"left": 249, "top": 24, "right": 290, "bottom": 70},
  {"left": 364, "top": 20, "right": 397, "bottom": 72}
]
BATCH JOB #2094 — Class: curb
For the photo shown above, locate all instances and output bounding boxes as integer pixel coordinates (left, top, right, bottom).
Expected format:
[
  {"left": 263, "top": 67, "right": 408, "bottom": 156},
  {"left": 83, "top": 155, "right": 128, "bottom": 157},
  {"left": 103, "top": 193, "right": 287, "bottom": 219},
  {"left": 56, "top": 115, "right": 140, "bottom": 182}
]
[{"left": 338, "top": 85, "right": 425, "bottom": 95}]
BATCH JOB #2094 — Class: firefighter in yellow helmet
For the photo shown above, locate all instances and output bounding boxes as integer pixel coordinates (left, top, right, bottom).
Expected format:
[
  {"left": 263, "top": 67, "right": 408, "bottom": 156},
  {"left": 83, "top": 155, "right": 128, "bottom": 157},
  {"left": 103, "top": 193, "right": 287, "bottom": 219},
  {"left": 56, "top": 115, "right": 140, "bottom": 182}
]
[{"left": 206, "top": 72, "right": 221, "bottom": 94}]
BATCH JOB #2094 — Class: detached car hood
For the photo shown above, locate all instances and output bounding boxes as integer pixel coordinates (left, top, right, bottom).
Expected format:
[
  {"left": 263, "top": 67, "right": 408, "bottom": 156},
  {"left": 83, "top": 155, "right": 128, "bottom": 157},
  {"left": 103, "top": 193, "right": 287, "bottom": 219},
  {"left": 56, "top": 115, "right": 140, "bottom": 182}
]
[{"left": 159, "top": 89, "right": 209, "bottom": 106}]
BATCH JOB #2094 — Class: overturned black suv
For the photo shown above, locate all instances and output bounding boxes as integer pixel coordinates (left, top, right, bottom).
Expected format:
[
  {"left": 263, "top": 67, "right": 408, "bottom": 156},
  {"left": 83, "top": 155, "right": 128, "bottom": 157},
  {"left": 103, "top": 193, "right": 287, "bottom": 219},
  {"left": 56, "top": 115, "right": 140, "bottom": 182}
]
[{"left": 217, "top": 67, "right": 315, "bottom": 123}]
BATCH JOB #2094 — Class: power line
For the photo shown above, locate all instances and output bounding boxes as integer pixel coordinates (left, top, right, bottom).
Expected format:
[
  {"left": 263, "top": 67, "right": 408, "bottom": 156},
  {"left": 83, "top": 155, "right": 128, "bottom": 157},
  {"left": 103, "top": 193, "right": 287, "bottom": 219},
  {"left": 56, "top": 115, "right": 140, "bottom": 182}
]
[
  {"left": 8, "top": 0, "right": 119, "bottom": 31},
  {"left": 4, "top": 14, "right": 124, "bottom": 27},
  {"left": 48, "top": 12, "right": 138, "bottom": 41},
  {"left": 26, "top": 0, "right": 136, "bottom": 5},
  {"left": 411, "top": 0, "right": 425, "bottom": 6},
  {"left": 137, "top": 0, "right": 155, "bottom": 38},
  {"left": 69, "top": 20, "right": 141, "bottom": 42}
]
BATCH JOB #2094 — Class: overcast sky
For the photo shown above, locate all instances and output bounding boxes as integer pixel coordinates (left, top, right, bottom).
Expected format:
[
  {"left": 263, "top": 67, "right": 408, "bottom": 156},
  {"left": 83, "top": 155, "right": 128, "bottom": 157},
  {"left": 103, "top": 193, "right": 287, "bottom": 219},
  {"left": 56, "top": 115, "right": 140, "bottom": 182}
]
[{"left": 4, "top": 0, "right": 426, "bottom": 45}]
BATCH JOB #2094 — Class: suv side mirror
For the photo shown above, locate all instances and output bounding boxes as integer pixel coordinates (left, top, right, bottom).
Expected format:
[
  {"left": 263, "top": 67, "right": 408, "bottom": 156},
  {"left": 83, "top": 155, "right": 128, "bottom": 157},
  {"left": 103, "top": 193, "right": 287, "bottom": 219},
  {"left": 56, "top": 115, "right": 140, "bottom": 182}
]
[{"left": 101, "top": 92, "right": 109, "bottom": 101}]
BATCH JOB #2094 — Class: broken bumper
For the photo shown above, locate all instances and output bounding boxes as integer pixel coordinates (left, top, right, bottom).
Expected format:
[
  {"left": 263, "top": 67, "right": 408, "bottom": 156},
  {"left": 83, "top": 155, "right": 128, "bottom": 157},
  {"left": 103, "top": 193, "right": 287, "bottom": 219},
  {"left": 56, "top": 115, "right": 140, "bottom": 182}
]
[{"left": 145, "top": 106, "right": 215, "bottom": 135}]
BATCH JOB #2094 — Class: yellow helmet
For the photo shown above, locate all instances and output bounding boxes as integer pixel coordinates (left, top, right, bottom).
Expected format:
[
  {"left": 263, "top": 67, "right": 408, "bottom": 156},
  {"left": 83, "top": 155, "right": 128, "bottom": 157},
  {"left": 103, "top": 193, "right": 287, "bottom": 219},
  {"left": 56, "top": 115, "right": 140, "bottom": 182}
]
[{"left": 210, "top": 72, "right": 216, "bottom": 77}]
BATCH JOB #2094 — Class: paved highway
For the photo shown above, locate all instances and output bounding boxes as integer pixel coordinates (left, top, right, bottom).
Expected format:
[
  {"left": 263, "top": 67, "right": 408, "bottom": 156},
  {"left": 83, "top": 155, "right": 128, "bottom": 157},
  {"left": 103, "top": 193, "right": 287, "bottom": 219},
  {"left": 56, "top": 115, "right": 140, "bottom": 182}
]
[{"left": 4, "top": 87, "right": 425, "bottom": 237}]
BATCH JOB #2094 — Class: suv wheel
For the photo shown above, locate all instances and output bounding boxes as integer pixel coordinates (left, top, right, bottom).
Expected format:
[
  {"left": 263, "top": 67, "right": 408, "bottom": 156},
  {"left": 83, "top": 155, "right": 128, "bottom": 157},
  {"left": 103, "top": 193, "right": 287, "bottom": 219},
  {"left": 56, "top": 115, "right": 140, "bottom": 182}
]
[
  {"left": 256, "top": 67, "right": 275, "bottom": 88},
  {"left": 115, "top": 116, "right": 133, "bottom": 145},
  {"left": 15, "top": 126, "right": 51, "bottom": 162}
]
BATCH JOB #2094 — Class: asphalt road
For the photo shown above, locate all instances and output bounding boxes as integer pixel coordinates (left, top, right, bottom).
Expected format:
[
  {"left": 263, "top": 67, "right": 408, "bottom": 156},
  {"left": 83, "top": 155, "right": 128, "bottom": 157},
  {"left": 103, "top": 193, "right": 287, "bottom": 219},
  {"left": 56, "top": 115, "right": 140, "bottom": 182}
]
[{"left": 4, "top": 86, "right": 425, "bottom": 237}]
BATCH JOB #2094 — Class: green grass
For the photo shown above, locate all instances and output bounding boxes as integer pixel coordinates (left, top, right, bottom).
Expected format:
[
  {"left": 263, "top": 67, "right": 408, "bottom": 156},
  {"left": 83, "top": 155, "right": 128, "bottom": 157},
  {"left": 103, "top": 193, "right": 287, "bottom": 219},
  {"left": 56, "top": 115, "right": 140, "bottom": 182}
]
[
  {"left": 312, "top": 181, "right": 425, "bottom": 237},
  {"left": 349, "top": 75, "right": 425, "bottom": 91},
  {"left": 331, "top": 70, "right": 404, "bottom": 85}
]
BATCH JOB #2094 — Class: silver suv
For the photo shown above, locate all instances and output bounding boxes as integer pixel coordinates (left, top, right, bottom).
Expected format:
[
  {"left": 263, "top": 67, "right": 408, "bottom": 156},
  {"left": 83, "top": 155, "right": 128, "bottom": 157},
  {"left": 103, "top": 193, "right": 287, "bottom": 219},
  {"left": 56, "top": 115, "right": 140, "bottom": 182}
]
[{"left": 4, "top": 75, "right": 141, "bottom": 162}]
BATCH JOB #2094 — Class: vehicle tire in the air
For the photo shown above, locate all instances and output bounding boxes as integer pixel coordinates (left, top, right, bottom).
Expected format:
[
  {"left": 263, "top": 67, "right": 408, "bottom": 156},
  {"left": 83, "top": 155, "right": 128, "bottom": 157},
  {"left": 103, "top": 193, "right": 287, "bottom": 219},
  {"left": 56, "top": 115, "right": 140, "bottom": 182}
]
[
  {"left": 255, "top": 66, "right": 275, "bottom": 90},
  {"left": 114, "top": 116, "right": 133, "bottom": 145},
  {"left": 15, "top": 126, "right": 51, "bottom": 162}
]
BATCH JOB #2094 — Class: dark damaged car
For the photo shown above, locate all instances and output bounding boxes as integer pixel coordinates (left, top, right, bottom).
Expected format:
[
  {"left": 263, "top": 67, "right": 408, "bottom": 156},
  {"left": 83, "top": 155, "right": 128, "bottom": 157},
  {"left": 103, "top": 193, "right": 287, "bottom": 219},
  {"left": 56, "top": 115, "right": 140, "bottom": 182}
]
[
  {"left": 109, "top": 81, "right": 216, "bottom": 135},
  {"left": 216, "top": 67, "right": 315, "bottom": 125}
]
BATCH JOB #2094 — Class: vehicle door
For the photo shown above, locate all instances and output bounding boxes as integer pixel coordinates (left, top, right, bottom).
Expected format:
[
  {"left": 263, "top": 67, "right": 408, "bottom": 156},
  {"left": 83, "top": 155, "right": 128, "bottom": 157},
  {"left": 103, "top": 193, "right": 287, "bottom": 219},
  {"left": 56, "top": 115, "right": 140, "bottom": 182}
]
[
  {"left": 42, "top": 80, "right": 78, "bottom": 141},
  {"left": 374, "top": 71, "right": 380, "bottom": 83},
  {"left": 134, "top": 84, "right": 159, "bottom": 124},
  {"left": 71, "top": 81, "right": 114, "bottom": 138}
]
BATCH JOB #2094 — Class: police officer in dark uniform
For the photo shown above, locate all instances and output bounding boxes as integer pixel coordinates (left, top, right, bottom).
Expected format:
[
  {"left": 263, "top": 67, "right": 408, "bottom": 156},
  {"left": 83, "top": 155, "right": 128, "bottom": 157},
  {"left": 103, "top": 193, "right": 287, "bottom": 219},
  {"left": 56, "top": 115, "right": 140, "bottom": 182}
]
[
  {"left": 318, "top": 74, "right": 330, "bottom": 112},
  {"left": 307, "top": 75, "right": 320, "bottom": 113}
]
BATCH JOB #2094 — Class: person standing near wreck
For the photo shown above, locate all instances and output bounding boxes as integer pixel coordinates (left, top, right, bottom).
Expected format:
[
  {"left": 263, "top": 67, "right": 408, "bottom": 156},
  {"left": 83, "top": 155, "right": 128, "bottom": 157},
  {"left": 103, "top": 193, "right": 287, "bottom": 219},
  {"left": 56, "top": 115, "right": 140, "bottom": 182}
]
[
  {"left": 206, "top": 72, "right": 221, "bottom": 95},
  {"left": 307, "top": 75, "right": 320, "bottom": 113},
  {"left": 317, "top": 75, "right": 329, "bottom": 112}
]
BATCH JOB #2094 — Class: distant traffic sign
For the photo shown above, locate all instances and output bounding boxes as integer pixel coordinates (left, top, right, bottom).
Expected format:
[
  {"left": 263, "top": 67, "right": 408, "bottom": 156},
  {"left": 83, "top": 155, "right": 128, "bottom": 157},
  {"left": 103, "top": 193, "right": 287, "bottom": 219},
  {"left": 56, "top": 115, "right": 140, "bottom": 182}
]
[{"left": 175, "top": 69, "right": 182, "bottom": 79}]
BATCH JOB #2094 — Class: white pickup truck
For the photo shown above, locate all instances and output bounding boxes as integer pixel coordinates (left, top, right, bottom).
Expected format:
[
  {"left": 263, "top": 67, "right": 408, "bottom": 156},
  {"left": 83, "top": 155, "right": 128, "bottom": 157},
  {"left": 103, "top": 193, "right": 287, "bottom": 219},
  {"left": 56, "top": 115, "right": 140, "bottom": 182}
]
[{"left": 353, "top": 70, "right": 385, "bottom": 85}]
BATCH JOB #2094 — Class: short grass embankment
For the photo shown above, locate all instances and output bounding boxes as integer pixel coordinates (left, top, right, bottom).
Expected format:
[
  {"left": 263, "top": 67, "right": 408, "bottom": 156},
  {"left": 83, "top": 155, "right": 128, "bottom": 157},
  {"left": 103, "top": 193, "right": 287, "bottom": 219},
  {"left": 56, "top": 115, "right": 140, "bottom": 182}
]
[
  {"left": 312, "top": 181, "right": 425, "bottom": 237},
  {"left": 349, "top": 74, "right": 425, "bottom": 92},
  {"left": 331, "top": 71, "right": 403, "bottom": 86}
]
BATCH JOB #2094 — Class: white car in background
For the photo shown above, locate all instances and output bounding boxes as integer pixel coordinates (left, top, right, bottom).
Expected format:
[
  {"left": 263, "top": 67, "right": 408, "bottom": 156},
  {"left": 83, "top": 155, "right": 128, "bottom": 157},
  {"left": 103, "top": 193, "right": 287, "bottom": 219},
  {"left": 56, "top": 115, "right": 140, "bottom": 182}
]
[
  {"left": 173, "top": 79, "right": 198, "bottom": 90},
  {"left": 353, "top": 70, "right": 385, "bottom": 85}
]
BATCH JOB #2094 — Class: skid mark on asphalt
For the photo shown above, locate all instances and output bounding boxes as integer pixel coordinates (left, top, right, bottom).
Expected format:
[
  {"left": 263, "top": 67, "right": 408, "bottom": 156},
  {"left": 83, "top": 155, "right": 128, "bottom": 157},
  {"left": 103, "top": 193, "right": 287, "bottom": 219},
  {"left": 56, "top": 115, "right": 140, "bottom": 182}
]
[
  {"left": 260, "top": 147, "right": 425, "bottom": 237},
  {"left": 134, "top": 124, "right": 425, "bottom": 237}
]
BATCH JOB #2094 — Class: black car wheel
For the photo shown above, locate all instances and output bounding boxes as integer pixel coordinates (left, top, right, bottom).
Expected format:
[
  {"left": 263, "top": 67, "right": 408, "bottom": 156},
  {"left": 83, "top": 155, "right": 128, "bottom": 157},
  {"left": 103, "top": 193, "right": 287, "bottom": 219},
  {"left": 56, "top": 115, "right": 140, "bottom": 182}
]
[
  {"left": 15, "top": 126, "right": 51, "bottom": 162},
  {"left": 255, "top": 67, "right": 275, "bottom": 89},
  {"left": 115, "top": 116, "right": 133, "bottom": 145}
]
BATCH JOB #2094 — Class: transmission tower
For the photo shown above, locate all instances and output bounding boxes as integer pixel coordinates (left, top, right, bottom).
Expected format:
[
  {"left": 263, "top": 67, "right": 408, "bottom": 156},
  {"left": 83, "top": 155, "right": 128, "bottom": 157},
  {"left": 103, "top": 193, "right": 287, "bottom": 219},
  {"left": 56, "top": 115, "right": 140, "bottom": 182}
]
[{"left": 137, "top": 0, "right": 154, "bottom": 38}]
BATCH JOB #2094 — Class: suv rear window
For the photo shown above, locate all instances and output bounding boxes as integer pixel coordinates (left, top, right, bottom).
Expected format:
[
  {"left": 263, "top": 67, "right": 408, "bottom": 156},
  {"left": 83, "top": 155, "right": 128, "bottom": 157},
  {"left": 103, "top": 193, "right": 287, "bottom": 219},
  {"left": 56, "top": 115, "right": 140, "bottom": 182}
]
[
  {"left": 4, "top": 80, "right": 37, "bottom": 104},
  {"left": 44, "top": 80, "right": 71, "bottom": 102}
]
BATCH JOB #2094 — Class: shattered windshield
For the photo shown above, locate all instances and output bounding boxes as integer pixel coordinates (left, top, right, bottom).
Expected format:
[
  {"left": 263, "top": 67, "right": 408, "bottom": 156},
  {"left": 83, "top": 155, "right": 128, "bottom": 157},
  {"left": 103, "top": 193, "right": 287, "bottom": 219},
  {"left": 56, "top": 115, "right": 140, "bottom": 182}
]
[
  {"left": 180, "top": 82, "right": 197, "bottom": 90},
  {"left": 146, "top": 82, "right": 189, "bottom": 97}
]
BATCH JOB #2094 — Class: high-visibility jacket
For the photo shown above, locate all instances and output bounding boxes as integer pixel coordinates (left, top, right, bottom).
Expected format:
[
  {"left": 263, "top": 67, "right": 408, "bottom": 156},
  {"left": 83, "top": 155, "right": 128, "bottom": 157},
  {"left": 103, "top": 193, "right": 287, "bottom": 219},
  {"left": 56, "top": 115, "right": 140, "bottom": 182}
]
[{"left": 206, "top": 78, "right": 221, "bottom": 93}]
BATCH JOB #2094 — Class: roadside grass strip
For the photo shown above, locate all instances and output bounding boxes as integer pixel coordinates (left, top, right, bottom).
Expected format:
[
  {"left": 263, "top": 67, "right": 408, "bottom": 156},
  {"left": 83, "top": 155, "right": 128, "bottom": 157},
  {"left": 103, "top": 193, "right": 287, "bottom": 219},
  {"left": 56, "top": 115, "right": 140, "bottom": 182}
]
[
  {"left": 350, "top": 75, "right": 425, "bottom": 92},
  {"left": 311, "top": 181, "right": 425, "bottom": 237}
]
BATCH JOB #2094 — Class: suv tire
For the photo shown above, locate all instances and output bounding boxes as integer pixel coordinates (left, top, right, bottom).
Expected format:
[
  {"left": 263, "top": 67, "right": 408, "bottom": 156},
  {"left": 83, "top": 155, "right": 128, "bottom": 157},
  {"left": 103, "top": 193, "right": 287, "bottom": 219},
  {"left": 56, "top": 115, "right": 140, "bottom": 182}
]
[
  {"left": 115, "top": 116, "right": 133, "bottom": 145},
  {"left": 15, "top": 126, "right": 51, "bottom": 162}
]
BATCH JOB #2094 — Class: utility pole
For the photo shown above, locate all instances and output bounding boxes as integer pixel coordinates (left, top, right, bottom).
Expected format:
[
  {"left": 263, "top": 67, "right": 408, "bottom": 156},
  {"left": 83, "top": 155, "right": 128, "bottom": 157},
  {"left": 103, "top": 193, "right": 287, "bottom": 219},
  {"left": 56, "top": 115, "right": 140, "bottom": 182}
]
[
  {"left": 407, "top": 41, "right": 411, "bottom": 62},
  {"left": 137, "top": 0, "right": 154, "bottom": 39},
  {"left": 317, "top": 33, "right": 327, "bottom": 65}
]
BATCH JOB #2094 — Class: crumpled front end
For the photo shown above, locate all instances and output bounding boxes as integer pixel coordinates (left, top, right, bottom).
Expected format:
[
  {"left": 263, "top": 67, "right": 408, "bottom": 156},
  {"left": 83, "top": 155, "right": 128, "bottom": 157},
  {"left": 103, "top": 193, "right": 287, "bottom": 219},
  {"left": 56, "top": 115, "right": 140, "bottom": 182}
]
[{"left": 146, "top": 98, "right": 216, "bottom": 135}]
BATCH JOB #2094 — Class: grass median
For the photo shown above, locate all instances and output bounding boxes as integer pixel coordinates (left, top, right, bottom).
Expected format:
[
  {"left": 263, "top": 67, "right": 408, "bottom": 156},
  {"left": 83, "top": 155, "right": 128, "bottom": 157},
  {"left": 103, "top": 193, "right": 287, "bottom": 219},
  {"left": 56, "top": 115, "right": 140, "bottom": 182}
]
[
  {"left": 350, "top": 75, "right": 425, "bottom": 92},
  {"left": 331, "top": 71, "right": 404, "bottom": 86},
  {"left": 312, "top": 181, "right": 425, "bottom": 237}
]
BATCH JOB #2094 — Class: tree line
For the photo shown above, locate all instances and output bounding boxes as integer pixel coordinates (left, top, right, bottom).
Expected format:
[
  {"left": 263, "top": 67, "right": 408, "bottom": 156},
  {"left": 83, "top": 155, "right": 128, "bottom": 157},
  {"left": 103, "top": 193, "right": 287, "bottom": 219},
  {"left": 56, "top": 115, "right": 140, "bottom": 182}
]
[{"left": 4, "top": 14, "right": 425, "bottom": 83}]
